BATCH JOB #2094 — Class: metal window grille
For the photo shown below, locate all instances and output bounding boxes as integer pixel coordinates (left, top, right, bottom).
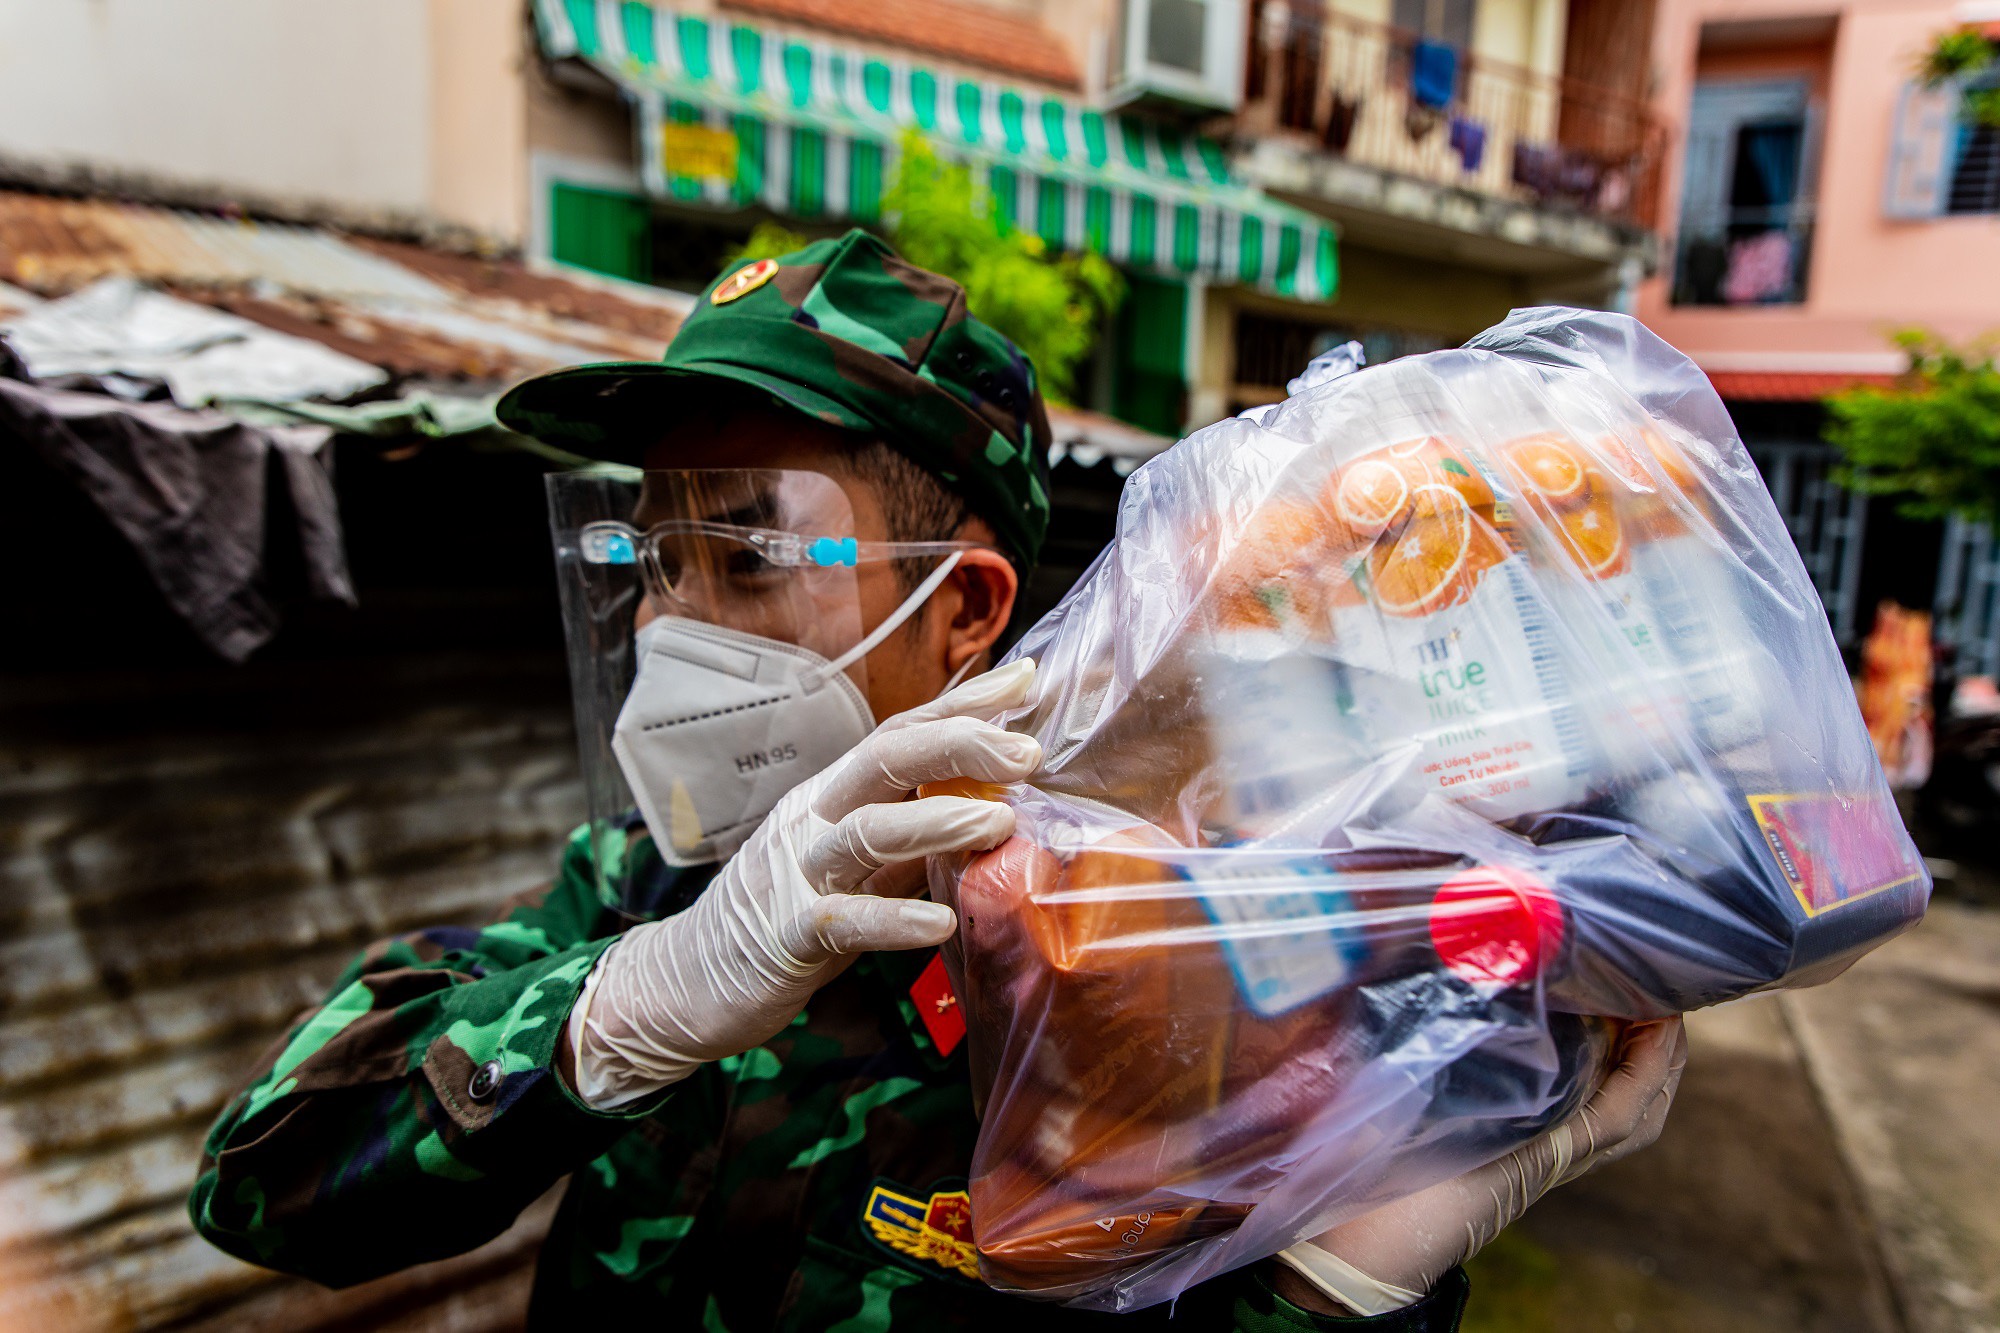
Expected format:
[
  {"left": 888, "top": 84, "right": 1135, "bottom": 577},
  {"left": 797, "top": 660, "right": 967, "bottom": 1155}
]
[
  {"left": 1747, "top": 441, "right": 1868, "bottom": 645},
  {"left": 1947, "top": 120, "right": 2000, "bottom": 214},
  {"left": 1935, "top": 516, "right": 2000, "bottom": 676}
]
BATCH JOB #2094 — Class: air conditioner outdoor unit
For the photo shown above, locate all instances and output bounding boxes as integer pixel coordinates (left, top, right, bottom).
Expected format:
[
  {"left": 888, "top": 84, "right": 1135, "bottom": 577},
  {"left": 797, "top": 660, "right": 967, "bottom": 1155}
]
[{"left": 1107, "top": 0, "right": 1245, "bottom": 114}]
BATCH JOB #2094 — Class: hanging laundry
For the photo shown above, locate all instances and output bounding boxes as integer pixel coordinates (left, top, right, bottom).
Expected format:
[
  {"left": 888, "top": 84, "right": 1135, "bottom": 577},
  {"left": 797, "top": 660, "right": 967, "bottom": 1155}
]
[
  {"left": 1323, "top": 93, "right": 1362, "bottom": 153},
  {"left": 1405, "top": 103, "right": 1444, "bottom": 143},
  {"left": 1556, "top": 152, "right": 1602, "bottom": 199},
  {"left": 1512, "top": 142, "right": 1559, "bottom": 199},
  {"left": 1721, "top": 230, "right": 1795, "bottom": 304},
  {"left": 1596, "top": 165, "right": 1632, "bottom": 215},
  {"left": 1448, "top": 116, "right": 1487, "bottom": 172},
  {"left": 1410, "top": 39, "right": 1458, "bottom": 110}
]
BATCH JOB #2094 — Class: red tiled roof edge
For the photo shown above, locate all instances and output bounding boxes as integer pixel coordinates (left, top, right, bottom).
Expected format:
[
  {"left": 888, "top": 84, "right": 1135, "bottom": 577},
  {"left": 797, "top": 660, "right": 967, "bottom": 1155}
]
[
  {"left": 720, "top": 0, "right": 1082, "bottom": 89},
  {"left": 1706, "top": 370, "right": 1900, "bottom": 401}
]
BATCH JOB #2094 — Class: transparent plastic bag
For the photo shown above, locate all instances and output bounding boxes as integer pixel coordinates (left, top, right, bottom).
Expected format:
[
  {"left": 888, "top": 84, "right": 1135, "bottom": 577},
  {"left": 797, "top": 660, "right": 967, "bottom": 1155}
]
[{"left": 928, "top": 307, "right": 1929, "bottom": 1311}]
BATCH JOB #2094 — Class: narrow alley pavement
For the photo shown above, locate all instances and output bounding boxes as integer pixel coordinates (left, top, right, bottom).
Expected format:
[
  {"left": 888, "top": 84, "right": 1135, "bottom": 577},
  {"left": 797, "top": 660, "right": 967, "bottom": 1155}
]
[{"left": 1467, "top": 890, "right": 2000, "bottom": 1333}]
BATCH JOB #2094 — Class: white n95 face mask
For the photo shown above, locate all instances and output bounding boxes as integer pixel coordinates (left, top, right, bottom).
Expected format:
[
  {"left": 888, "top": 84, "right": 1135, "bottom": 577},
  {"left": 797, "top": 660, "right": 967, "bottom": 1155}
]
[{"left": 612, "top": 552, "right": 964, "bottom": 865}]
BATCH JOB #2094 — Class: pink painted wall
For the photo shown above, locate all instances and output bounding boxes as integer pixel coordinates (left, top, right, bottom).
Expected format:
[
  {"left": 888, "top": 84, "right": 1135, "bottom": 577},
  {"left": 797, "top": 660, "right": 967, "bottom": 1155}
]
[{"left": 1637, "top": 0, "right": 2000, "bottom": 375}]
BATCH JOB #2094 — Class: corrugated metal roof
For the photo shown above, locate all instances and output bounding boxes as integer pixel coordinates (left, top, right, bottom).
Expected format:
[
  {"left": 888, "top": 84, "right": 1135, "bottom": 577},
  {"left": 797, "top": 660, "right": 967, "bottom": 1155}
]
[
  {"left": 0, "top": 187, "right": 1178, "bottom": 465},
  {"left": 0, "top": 662, "right": 584, "bottom": 1331},
  {"left": 0, "top": 195, "right": 447, "bottom": 302},
  {"left": 1045, "top": 403, "right": 1172, "bottom": 470},
  {"left": 0, "top": 190, "right": 689, "bottom": 388}
]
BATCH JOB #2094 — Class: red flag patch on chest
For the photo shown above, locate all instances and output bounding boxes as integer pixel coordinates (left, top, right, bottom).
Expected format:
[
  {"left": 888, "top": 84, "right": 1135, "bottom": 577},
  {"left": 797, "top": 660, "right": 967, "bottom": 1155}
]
[{"left": 909, "top": 953, "right": 965, "bottom": 1056}]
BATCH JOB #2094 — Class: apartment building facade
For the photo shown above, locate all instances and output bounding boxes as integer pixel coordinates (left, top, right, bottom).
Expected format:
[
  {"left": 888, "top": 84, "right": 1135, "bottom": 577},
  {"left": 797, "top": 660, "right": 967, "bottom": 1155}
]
[
  {"left": 1639, "top": 0, "right": 2000, "bottom": 650},
  {"left": 514, "top": 0, "right": 1665, "bottom": 431},
  {"left": 0, "top": 0, "right": 1666, "bottom": 438}
]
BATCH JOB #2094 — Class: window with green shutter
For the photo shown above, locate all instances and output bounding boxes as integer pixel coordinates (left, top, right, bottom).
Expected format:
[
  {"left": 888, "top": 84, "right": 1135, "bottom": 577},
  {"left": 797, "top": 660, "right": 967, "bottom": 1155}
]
[
  {"left": 550, "top": 183, "right": 652, "bottom": 282},
  {"left": 1112, "top": 274, "right": 1187, "bottom": 436}
]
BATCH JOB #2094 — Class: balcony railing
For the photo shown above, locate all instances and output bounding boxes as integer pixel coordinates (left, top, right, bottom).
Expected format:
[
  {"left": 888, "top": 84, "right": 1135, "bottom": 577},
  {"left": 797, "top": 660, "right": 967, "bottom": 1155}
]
[
  {"left": 1241, "top": 4, "right": 1664, "bottom": 230},
  {"left": 1670, "top": 203, "right": 1815, "bottom": 306}
]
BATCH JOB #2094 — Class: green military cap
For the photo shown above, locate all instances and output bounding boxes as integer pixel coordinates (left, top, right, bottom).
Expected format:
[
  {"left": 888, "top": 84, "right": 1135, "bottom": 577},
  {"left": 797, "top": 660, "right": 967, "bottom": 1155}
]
[{"left": 497, "top": 228, "right": 1053, "bottom": 566}]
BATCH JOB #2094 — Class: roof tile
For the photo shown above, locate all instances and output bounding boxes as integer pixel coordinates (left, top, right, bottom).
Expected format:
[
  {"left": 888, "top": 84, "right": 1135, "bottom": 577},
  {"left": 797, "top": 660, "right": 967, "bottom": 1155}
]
[
  {"left": 1705, "top": 370, "right": 1898, "bottom": 401},
  {"left": 721, "top": 0, "right": 1081, "bottom": 88}
]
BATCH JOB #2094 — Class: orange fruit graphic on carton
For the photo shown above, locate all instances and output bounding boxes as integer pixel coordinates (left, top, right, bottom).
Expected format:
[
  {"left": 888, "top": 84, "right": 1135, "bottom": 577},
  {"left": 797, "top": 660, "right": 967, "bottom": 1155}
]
[
  {"left": 1334, "top": 456, "right": 1417, "bottom": 537},
  {"left": 1495, "top": 437, "right": 1634, "bottom": 583},
  {"left": 1365, "top": 484, "right": 1509, "bottom": 618},
  {"left": 1553, "top": 481, "right": 1629, "bottom": 580},
  {"left": 1505, "top": 434, "right": 1589, "bottom": 506},
  {"left": 1210, "top": 498, "right": 1361, "bottom": 631},
  {"left": 1596, "top": 426, "right": 1695, "bottom": 514},
  {"left": 1335, "top": 436, "right": 1494, "bottom": 535},
  {"left": 1392, "top": 435, "right": 1496, "bottom": 510}
]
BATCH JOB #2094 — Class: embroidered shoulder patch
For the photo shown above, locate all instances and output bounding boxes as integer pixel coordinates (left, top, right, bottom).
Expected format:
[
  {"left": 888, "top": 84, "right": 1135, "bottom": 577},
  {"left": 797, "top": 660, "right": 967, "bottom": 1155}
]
[{"left": 863, "top": 1180, "right": 979, "bottom": 1280}]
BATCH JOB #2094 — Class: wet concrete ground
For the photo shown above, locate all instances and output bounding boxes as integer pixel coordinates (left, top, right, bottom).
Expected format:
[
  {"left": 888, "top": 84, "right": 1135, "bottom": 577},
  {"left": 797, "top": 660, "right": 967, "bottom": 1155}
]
[{"left": 1464, "top": 895, "right": 2000, "bottom": 1333}]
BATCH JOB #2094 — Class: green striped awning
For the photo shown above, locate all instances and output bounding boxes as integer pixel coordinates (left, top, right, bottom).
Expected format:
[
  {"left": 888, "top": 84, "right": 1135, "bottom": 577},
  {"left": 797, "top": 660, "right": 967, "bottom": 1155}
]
[{"left": 533, "top": 0, "right": 1337, "bottom": 302}]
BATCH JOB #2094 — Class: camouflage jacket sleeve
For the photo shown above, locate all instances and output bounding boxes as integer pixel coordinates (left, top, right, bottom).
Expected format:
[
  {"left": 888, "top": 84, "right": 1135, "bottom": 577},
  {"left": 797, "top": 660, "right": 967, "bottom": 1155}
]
[{"left": 188, "top": 827, "right": 659, "bottom": 1287}]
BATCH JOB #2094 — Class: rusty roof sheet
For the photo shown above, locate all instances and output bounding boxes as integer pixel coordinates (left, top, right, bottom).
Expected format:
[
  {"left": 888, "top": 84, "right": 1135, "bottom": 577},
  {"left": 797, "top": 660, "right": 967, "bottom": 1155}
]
[
  {"left": 0, "top": 663, "right": 583, "bottom": 1331},
  {"left": 0, "top": 191, "right": 1180, "bottom": 463},
  {"left": 0, "top": 191, "right": 688, "bottom": 389}
]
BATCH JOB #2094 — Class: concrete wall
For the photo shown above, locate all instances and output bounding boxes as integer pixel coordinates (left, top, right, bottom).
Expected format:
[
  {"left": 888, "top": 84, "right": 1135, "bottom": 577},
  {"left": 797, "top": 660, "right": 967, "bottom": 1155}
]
[
  {"left": 430, "top": 0, "right": 531, "bottom": 241},
  {"left": 0, "top": 0, "right": 531, "bottom": 243},
  {"left": 1474, "top": 0, "right": 1569, "bottom": 74},
  {"left": 0, "top": 1, "right": 432, "bottom": 217},
  {"left": 1638, "top": 0, "right": 2000, "bottom": 373}
]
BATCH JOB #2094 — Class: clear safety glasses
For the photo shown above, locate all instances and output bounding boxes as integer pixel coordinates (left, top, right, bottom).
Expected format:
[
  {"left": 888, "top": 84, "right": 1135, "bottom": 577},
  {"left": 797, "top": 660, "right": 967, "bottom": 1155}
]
[{"left": 579, "top": 518, "right": 975, "bottom": 611}]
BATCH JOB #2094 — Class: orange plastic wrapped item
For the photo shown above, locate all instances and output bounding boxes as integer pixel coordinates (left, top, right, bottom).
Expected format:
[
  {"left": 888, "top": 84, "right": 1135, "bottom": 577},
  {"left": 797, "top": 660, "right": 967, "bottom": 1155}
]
[{"left": 928, "top": 309, "right": 1928, "bottom": 1310}]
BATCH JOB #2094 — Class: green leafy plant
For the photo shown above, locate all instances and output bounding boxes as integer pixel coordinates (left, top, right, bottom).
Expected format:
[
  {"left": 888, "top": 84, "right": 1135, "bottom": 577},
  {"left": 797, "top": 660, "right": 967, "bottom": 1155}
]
[
  {"left": 881, "top": 136, "right": 1123, "bottom": 404},
  {"left": 1824, "top": 330, "right": 2000, "bottom": 524},
  {"left": 727, "top": 220, "right": 812, "bottom": 265},
  {"left": 714, "top": 138, "right": 1122, "bottom": 403},
  {"left": 1920, "top": 27, "right": 2000, "bottom": 128}
]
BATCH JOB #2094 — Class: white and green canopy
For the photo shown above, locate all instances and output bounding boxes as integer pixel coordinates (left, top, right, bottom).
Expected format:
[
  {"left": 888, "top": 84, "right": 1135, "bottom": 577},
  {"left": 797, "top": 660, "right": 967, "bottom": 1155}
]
[{"left": 534, "top": 0, "right": 1338, "bottom": 301}]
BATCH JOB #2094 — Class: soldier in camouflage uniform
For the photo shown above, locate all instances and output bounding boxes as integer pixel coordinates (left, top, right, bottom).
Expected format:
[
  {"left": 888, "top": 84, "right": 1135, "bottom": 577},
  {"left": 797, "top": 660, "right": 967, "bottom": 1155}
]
[{"left": 192, "top": 231, "right": 1669, "bottom": 1329}]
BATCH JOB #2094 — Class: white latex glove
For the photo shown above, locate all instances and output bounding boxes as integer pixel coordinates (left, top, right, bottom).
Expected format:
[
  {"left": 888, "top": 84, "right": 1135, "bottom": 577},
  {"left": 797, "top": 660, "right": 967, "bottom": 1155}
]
[
  {"left": 1277, "top": 1017, "right": 1688, "bottom": 1316},
  {"left": 566, "top": 659, "right": 1042, "bottom": 1110}
]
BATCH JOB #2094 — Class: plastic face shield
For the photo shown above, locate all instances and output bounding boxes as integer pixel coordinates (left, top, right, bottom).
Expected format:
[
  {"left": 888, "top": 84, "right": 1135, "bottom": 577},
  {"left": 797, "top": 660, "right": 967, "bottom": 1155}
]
[{"left": 547, "top": 468, "right": 968, "bottom": 915}]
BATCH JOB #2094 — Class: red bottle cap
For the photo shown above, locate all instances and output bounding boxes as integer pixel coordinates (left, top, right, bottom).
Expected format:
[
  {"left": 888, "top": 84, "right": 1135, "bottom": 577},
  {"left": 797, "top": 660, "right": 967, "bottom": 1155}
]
[{"left": 1429, "top": 866, "right": 1565, "bottom": 987}]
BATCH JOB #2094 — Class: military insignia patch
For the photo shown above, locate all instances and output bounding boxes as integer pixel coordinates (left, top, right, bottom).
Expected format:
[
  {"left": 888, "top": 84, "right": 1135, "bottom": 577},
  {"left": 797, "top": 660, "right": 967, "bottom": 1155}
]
[
  {"left": 909, "top": 952, "right": 965, "bottom": 1056},
  {"left": 863, "top": 1180, "right": 980, "bottom": 1280},
  {"left": 711, "top": 257, "right": 779, "bottom": 304}
]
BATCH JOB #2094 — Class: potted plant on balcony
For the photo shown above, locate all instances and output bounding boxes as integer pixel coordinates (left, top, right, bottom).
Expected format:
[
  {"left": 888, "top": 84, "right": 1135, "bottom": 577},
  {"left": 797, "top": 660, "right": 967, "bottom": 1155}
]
[{"left": 1921, "top": 25, "right": 2000, "bottom": 128}]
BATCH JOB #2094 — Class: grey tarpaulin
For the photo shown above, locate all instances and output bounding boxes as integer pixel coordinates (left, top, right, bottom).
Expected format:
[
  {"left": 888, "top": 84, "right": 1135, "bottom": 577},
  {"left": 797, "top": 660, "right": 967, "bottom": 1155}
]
[
  {"left": 2, "top": 276, "right": 389, "bottom": 405},
  {"left": 0, "top": 340, "right": 355, "bottom": 661}
]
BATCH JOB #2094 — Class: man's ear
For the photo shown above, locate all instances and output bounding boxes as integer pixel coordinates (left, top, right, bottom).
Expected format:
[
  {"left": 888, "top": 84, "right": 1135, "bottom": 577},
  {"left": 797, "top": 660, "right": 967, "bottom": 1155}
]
[{"left": 942, "top": 548, "right": 1019, "bottom": 679}]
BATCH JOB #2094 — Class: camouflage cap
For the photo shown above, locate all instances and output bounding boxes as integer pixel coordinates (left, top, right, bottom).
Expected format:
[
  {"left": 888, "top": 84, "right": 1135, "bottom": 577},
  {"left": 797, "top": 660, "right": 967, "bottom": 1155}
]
[{"left": 496, "top": 229, "right": 1053, "bottom": 565}]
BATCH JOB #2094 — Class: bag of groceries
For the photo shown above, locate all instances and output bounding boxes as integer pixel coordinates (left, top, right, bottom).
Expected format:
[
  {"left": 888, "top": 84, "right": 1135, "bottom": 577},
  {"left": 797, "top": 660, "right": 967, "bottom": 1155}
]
[{"left": 926, "top": 307, "right": 1929, "bottom": 1311}]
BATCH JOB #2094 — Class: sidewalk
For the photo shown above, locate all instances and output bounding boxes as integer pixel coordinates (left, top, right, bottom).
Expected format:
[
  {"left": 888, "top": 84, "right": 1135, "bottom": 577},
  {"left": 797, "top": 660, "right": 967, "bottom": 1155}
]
[
  {"left": 1464, "top": 898, "right": 2000, "bottom": 1333},
  {"left": 1785, "top": 897, "right": 2000, "bottom": 1333}
]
